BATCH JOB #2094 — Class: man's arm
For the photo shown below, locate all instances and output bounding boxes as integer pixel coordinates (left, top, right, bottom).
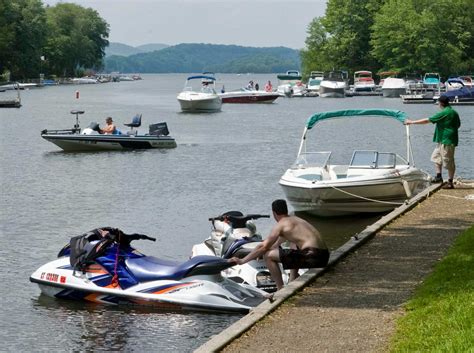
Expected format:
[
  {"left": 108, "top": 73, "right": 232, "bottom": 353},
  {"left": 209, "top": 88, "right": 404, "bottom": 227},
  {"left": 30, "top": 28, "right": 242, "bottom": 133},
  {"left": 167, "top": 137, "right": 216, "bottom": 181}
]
[
  {"left": 229, "top": 224, "right": 282, "bottom": 265},
  {"left": 404, "top": 118, "right": 430, "bottom": 125}
]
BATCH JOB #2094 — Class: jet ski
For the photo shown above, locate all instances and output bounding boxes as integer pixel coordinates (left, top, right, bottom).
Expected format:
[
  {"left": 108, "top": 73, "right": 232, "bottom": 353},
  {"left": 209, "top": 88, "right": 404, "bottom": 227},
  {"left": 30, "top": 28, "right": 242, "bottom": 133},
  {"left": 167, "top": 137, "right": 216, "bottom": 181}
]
[
  {"left": 191, "top": 211, "right": 292, "bottom": 292},
  {"left": 30, "top": 227, "right": 267, "bottom": 313}
]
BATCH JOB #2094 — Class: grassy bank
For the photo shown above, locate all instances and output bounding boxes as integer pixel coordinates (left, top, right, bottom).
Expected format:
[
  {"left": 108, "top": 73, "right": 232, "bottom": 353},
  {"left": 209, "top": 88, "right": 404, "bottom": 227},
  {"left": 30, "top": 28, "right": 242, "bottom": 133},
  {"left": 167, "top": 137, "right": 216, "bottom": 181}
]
[{"left": 389, "top": 225, "right": 474, "bottom": 352}]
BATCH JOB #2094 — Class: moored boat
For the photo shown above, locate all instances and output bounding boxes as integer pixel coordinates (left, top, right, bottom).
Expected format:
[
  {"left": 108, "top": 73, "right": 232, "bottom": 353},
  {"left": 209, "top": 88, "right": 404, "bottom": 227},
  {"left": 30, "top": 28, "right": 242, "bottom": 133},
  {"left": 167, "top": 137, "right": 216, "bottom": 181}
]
[
  {"left": 381, "top": 77, "right": 407, "bottom": 98},
  {"left": 353, "top": 71, "right": 376, "bottom": 92},
  {"left": 41, "top": 110, "right": 177, "bottom": 152},
  {"left": 319, "top": 71, "right": 346, "bottom": 98},
  {"left": 279, "top": 109, "right": 431, "bottom": 217}
]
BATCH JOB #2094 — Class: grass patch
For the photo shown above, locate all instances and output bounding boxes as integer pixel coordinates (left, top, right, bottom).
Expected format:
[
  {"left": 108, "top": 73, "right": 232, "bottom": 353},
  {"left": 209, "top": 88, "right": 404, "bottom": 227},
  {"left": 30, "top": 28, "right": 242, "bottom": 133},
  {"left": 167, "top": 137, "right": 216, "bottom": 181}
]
[{"left": 389, "top": 225, "right": 474, "bottom": 352}]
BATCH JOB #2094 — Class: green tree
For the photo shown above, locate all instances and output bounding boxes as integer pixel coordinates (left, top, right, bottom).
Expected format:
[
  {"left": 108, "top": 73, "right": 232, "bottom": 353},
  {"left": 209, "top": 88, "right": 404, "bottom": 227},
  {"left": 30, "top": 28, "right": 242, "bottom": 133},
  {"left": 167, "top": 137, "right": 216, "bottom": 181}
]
[
  {"left": 300, "top": 18, "right": 331, "bottom": 77},
  {"left": 0, "top": 0, "right": 47, "bottom": 80},
  {"left": 371, "top": 0, "right": 473, "bottom": 78},
  {"left": 44, "top": 3, "right": 109, "bottom": 77},
  {"left": 301, "top": 0, "right": 385, "bottom": 78}
]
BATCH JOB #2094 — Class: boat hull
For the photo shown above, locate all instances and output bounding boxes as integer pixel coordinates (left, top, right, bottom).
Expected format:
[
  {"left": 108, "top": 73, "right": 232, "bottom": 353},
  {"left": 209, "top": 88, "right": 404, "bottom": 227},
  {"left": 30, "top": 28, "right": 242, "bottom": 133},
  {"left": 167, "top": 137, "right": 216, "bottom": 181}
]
[
  {"left": 319, "top": 81, "right": 346, "bottom": 98},
  {"left": 382, "top": 88, "right": 407, "bottom": 98},
  {"left": 177, "top": 93, "right": 222, "bottom": 112},
  {"left": 219, "top": 92, "right": 280, "bottom": 103},
  {"left": 42, "top": 134, "right": 177, "bottom": 152},
  {"left": 279, "top": 170, "right": 430, "bottom": 217}
]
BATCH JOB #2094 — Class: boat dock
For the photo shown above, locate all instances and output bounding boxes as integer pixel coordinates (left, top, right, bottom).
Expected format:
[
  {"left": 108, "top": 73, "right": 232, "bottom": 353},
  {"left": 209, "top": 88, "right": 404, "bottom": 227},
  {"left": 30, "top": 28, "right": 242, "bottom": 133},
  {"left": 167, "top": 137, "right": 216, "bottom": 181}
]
[
  {"left": 195, "top": 181, "right": 474, "bottom": 353},
  {"left": 0, "top": 83, "right": 22, "bottom": 108}
]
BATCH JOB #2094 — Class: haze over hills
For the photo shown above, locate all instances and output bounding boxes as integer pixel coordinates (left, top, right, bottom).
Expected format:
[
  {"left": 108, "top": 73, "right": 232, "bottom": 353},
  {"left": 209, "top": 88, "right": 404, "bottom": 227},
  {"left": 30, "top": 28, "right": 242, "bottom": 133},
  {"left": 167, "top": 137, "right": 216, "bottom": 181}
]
[
  {"left": 105, "top": 42, "right": 169, "bottom": 57},
  {"left": 104, "top": 43, "right": 301, "bottom": 73}
]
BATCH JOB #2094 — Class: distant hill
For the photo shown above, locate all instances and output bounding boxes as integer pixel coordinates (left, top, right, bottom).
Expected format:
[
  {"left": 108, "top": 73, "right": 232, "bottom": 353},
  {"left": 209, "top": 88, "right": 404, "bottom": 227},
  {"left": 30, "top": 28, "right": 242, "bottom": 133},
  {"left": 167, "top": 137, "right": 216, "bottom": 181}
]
[
  {"left": 104, "top": 43, "right": 300, "bottom": 73},
  {"left": 105, "top": 42, "right": 169, "bottom": 57},
  {"left": 135, "top": 43, "right": 169, "bottom": 53}
]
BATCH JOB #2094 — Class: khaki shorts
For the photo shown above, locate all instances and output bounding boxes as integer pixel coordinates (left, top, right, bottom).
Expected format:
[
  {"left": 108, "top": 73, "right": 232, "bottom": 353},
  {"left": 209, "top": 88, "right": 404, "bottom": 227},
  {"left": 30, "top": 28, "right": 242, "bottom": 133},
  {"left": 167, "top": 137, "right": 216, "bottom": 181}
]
[{"left": 431, "top": 144, "right": 456, "bottom": 170}]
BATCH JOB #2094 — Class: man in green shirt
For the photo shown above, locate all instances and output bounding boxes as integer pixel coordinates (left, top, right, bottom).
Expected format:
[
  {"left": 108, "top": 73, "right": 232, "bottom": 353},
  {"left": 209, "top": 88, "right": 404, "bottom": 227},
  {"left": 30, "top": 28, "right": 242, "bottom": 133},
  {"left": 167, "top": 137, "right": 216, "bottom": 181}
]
[{"left": 404, "top": 95, "right": 461, "bottom": 189}]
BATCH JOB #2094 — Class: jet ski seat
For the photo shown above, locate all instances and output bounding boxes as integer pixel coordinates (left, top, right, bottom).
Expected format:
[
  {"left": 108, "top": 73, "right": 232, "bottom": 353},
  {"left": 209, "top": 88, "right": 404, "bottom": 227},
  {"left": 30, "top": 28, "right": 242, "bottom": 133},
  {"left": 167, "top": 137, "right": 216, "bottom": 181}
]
[{"left": 125, "top": 255, "right": 231, "bottom": 282}]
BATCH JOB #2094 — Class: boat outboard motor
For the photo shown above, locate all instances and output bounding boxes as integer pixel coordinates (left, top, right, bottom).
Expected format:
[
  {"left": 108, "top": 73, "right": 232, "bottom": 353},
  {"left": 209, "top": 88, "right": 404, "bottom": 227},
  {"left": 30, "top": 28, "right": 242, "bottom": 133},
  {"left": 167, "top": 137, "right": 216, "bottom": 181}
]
[
  {"left": 81, "top": 122, "right": 100, "bottom": 135},
  {"left": 149, "top": 122, "right": 170, "bottom": 136}
]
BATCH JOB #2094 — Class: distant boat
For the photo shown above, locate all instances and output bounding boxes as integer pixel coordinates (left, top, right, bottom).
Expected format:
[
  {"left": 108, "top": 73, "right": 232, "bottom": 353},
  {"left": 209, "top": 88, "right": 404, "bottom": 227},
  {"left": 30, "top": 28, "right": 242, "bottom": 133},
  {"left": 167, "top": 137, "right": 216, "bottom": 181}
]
[
  {"left": 353, "top": 71, "right": 376, "bottom": 92},
  {"left": 319, "top": 71, "right": 346, "bottom": 98},
  {"left": 72, "top": 77, "right": 99, "bottom": 84},
  {"left": 381, "top": 77, "right": 406, "bottom": 98},
  {"left": 435, "top": 78, "right": 474, "bottom": 103},
  {"left": 277, "top": 70, "right": 306, "bottom": 97},
  {"left": 177, "top": 75, "right": 222, "bottom": 112},
  {"left": 219, "top": 88, "right": 280, "bottom": 103},
  {"left": 307, "top": 71, "right": 324, "bottom": 94}
]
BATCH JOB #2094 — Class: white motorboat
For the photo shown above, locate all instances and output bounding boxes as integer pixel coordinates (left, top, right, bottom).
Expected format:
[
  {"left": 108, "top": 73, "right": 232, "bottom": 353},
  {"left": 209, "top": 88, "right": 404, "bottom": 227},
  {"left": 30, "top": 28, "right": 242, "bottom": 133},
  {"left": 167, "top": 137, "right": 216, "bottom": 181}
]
[
  {"left": 177, "top": 75, "right": 222, "bottom": 112},
  {"left": 218, "top": 88, "right": 280, "bottom": 103},
  {"left": 306, "top": 71, "right": 324, "bottom": 95},
  {"left": 276, "top": 70, "right": 305, "bottom": 97},
  {"left": 41, "top": 110, "right": 177, "bottom": 152},
  {"left": 72, "top": 77, "right": 99, "bottom": 84},
  {"left": 381, "top": 77, "right": 407, "bottom": 97},
  {"left": 279, "top": 109, "right": 431, "bottom": 217},
  {"left": 319, "top": 71, "right": 346, "bottom": 98},
  {"left": 353, "top": 71, "right": 376, "bottom": 92}
]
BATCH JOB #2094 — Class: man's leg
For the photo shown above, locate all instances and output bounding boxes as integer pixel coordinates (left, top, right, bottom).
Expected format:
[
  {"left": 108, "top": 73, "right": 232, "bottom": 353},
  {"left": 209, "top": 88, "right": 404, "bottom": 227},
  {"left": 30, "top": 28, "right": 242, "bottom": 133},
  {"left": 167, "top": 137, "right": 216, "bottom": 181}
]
[
  {"left": 264, "top": 249, "right": 284, "bottom": 290},
  {"left": 431, "top": 145, "right": 443, "bottom": 182}
]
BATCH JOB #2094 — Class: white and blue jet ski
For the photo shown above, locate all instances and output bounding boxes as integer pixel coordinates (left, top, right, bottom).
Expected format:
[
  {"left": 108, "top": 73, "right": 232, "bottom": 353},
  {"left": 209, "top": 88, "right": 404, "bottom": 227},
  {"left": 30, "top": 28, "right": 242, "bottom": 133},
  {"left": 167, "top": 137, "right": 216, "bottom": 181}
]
[{"left": 30, "top": 228, "right": 267, "bottom": 313}]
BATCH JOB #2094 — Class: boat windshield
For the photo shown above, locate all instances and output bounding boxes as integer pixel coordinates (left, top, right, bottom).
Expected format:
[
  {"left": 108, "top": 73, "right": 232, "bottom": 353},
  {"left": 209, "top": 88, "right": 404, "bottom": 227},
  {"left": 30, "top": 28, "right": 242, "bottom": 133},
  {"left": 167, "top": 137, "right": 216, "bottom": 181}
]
[
  {"left": 293, "top": 152, "right": 331, "bottom": 168},
  {"left": 349, "top": 150, "right": 407, "bottom": 169}
]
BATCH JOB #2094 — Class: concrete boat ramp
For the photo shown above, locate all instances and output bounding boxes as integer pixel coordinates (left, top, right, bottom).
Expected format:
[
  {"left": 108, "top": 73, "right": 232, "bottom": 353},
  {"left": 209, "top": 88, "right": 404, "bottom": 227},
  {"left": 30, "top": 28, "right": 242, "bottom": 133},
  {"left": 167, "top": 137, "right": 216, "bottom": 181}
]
[{"left": 196, "top": 180, "right": 474, "bottom": 353}]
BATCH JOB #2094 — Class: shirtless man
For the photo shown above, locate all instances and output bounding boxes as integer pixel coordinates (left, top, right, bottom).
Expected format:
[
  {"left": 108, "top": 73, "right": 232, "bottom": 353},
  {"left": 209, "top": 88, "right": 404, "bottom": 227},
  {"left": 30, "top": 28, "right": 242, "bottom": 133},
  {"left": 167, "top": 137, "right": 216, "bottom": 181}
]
[
  {"left": 100, "top": 117, "right": 116, "bottom": 134},
  {"left": 229, "top": 199, "right": 329, "bottom": 290}
]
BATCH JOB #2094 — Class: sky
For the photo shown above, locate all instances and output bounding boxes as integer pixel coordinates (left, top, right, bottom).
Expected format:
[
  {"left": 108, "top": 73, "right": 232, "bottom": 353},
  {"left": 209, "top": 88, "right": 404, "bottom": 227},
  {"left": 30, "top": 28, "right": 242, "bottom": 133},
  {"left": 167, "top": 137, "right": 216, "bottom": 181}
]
[{"left": 42, "top": 0, "right": 327, "bottom": 49}]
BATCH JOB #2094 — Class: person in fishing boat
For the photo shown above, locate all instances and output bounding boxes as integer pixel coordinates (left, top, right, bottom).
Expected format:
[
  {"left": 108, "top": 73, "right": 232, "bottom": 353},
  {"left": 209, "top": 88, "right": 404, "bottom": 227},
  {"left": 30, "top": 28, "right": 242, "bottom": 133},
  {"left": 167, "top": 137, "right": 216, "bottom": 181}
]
[
  {"left": 404, "top": 95, "right": 461, "bottom": 189},
  {"left": 100, "top": 117, "right": 117, "bottom": 134},
  {"left": 228, "top": 199, "right": 330, "bottom": 290}
]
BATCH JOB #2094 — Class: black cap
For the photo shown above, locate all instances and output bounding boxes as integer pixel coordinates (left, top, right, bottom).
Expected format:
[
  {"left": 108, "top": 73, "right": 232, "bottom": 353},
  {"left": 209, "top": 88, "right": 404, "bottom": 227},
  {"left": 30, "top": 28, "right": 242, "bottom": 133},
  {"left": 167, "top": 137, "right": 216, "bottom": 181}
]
[{"left": 438, "top": 95, "right": 450, "bottom": 105}]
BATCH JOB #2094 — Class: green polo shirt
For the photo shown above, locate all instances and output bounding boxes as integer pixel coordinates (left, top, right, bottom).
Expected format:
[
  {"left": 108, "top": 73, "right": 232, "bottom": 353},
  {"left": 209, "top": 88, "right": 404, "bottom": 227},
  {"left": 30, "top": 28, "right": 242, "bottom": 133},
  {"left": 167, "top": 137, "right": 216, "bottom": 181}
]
[{"left": 428, "top": 106, "right": 461, "bottom": 146}]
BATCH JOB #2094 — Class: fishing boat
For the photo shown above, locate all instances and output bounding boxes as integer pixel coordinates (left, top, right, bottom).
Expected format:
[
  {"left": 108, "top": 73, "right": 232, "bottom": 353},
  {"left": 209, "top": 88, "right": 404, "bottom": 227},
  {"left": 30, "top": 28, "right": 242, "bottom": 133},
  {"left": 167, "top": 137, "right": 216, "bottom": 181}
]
[
  {"left": 177, "top": 75, "right": 222, "bottom": 112},
  {"left": 279, "top": 109, "right": 431, "bottom": 217},
  {"left": 41, "top": 110, "right": 177, "bottom": 152}
]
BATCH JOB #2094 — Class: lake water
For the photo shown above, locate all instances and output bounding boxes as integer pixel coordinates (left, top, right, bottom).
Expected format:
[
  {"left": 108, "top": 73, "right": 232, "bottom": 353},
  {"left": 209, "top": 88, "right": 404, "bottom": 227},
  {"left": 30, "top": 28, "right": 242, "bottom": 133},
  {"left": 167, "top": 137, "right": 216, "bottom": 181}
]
[{"left": 0, "top": 74, "right": 472, "bottom": 352}]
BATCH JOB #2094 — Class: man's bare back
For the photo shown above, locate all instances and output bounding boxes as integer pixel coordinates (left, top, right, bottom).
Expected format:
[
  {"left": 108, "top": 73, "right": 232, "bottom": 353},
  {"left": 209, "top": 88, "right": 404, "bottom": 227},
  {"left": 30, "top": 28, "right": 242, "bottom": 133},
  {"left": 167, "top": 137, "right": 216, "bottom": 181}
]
[{"left": 276, "top": 215, "right": 327, "bottom": 250}]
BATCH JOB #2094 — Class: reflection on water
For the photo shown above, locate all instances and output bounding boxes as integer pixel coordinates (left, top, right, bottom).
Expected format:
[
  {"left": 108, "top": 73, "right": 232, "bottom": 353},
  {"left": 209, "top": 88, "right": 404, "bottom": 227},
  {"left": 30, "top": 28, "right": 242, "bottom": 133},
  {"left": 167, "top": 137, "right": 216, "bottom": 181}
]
[
  {"left": 32, "top": 295, "right": 239, "bottom": 352},
  {"left": 298, "top": 212, "right": 385, "bottom": 250}
]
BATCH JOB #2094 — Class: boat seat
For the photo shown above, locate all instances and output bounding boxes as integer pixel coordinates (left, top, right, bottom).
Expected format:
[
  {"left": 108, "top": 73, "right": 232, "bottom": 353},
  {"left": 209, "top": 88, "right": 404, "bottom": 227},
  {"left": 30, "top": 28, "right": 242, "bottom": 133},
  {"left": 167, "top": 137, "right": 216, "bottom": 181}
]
[
  {"left": 124, "top": 114, "right": 142, "bottom": 130},
  {"left": 125, "top": 255, "right": 229, "bottom": 282}
]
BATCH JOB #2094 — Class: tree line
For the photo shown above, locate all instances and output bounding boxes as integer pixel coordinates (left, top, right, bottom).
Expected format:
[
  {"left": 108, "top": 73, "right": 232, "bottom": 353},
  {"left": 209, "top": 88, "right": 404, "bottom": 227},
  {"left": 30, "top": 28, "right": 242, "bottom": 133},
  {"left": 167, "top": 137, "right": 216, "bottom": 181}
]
[
  {"left": 0, "top": 0, "right": 109, "bottom": 81},
  {"left": 105, "top": 44, "right": 300, "bottom": 73},
  {"left": 301, "top": 0, "right": 474, "bottom": 81}
]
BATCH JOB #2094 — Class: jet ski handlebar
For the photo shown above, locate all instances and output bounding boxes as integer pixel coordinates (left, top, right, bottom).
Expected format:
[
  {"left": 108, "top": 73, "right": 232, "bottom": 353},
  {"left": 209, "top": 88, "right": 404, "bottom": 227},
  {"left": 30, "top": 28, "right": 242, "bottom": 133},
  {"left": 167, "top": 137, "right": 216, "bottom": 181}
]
[
  {"left": 208, "top": 213, "right": 269, "bottom": 222},
  {"left": 208, "top": 213, "right": 270, "bottom": 228}
]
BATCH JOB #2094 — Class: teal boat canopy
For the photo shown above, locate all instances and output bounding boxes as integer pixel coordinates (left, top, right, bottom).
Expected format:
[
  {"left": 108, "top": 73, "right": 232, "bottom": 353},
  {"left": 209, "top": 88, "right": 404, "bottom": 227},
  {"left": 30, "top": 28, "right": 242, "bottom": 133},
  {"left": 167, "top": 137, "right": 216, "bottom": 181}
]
[{"left": 306, "top": 109, "right": 408, "bottom": 130}]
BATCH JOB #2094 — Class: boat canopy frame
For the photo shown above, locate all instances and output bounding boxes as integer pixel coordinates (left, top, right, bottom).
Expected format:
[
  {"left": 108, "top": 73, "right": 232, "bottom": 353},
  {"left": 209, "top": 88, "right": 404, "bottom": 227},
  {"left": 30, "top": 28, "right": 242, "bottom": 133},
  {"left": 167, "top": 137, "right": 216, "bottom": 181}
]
[{"left": 297, "top": 109, "right": 415, "bottom": 167}]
